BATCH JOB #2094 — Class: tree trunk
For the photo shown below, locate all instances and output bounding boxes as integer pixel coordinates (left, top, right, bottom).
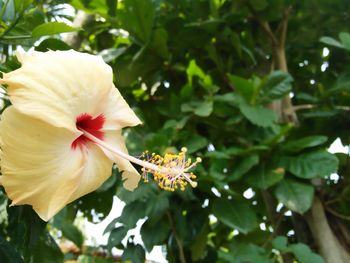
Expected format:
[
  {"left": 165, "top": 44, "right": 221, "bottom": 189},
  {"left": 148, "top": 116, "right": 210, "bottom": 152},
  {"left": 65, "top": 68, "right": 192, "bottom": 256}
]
[
  {"left": 262, "top": 11, "right": 349, "bottom": 263},
  {"left": 305, "top": 197, "right": 350, "bottom": 263},
  {"left": 64, "top": 11, "right": 92, "bottom": 49}
]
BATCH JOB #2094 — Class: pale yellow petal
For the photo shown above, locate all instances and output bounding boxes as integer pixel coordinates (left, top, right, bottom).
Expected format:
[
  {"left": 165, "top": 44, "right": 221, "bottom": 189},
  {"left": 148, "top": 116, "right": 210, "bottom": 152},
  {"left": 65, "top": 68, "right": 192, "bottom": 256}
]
[
  {"left": 103, "top": 87, "right": 142, "bottom": 130},
  {"left": 101, "top": 131, "right": 141, "bottom": 191},
  {"left": 0, "top": 107, "right": 86, "bottom": 221},
  {"left": 67, "top": 144, "right": 113, "bottom": 202},
  {"left": 0, "top": 50, "right": 112, "bottom": 131}
]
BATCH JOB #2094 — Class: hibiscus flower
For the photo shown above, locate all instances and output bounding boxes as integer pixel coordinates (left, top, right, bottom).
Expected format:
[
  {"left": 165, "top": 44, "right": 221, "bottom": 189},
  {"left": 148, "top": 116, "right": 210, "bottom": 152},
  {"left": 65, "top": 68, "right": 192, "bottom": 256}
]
[{"left": 0, "top": 50, "right": 199, "bottom": 221}]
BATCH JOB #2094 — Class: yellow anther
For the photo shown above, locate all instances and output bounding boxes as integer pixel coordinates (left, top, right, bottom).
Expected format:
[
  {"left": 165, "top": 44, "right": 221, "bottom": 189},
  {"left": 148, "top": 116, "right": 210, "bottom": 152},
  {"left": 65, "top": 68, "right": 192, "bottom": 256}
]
[
  {"left": 190, "top": 181, "right": 198, "bottom": 188},
  {"left": 140, "top": 146, "right": 199, "bottom": 192}
]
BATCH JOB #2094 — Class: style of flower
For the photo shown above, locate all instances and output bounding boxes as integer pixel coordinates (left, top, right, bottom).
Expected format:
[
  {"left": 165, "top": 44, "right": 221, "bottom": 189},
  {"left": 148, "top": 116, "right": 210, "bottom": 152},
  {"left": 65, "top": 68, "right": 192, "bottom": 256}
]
[{"left": 0, "top": 50, "right": 199, "bottom": 221}]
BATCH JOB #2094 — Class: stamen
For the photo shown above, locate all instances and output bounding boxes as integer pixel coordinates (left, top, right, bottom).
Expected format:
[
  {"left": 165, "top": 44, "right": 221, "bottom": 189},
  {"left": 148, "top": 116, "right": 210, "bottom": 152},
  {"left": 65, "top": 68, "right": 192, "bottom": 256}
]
[{"left": 80, "top": 129, "right": 200, "bottom": 191}]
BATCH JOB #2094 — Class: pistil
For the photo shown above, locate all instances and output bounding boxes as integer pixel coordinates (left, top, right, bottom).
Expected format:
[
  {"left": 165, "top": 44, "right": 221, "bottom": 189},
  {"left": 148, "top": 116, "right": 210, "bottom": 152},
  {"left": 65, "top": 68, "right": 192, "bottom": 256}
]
[{"left": 80, "top": 129, "right": 200, "bottom": 191}]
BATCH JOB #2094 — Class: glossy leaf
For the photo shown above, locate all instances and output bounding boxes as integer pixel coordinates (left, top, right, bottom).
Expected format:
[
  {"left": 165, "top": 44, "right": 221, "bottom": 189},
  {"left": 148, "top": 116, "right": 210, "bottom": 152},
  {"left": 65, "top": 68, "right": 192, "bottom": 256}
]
[
  {"left": 229, "top": 155, "right": 259, "bottom": 181},
  {"left": 227, "top": 74, "right": 255, "bottom": 103},
  {"left": 259, "top": 71, "right": 293, "bottom": 103},
  {"left": 117, "top": 0, "right": 155, "bottom": 43},
  {"left": 107, "top": 226, "right": 128, "bottom": 251},
  {"left": 141, "top": 219, "right": 170, "bottom": 252},
  {"left": 275, "top": 179, "right": 314, "bottom": 214},
  {"left": 121, "top": 243, "right": 145, "bottom": 263},
  {"left": 0, "top": 236, "right": 23, "bottom": 263},
  {"left": 281, "top": 151, "right": 338, "bottom": 179},
  {"left": 60, "top": 223, "right": 84, "bottom": 248},
  {"left": 245, "top": 166, "right": 284, "bottom": 189},
  {"left": 212, "top": 199, "right": 258, "bottom": 234},
  {"left": 32, "top": 22, "right": 79, "bottom": 38},
  {"left": 29, "top": 232, "right": 63, "bottom": 263},
  {"left": 282, "top": 136, "right": 328, "bottom": 153},
  {"left": 239, "top": 102, "right": 278, "bottom": 127},
  {"left": 289, "top": 243, "right": 325, "bottom": 263}
]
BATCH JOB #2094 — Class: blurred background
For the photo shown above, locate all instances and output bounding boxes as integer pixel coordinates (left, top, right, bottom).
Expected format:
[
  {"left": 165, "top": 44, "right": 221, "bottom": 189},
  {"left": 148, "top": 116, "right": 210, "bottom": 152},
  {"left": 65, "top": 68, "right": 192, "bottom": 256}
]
[{"left": 0, "top": 1, "right": 350, "bottom": 262}]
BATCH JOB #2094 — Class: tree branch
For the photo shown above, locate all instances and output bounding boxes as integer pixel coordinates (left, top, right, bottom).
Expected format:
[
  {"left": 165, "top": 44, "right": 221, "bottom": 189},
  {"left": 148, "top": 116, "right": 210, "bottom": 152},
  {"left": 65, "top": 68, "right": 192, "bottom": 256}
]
[
  {"left": 279, "top": 6, "right": 292, "bottom": 50},
  {"left": 325, "top": 206, "right": 350, "bottom": 221},
  {"left": 167, "top": 212, "right": 186, "bottom": 263}
]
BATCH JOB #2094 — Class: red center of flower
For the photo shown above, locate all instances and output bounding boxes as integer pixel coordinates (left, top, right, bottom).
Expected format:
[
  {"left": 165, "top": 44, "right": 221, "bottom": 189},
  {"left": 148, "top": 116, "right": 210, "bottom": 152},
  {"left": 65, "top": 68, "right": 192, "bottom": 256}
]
[{"left": 71, "top": 113, "right": 105, "bottom": 150}]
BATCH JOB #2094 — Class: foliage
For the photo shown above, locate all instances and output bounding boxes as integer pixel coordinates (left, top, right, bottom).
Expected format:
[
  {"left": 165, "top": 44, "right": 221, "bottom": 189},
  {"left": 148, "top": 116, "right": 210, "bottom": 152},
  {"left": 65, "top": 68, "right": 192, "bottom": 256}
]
[{"left": 1, "top": 0, "right": 350, "bottom": 262}]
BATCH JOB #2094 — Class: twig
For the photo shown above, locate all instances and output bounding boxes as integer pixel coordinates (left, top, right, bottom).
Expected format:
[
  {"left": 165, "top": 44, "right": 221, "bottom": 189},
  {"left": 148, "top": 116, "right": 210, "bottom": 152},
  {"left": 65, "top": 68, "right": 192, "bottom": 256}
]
[
  {"left": 167, "top": 212, "right": 186, "bottom": 263},
  {"left": 260, "top": 20, "right": 278, "bottom": 47},
  {"left": 246, "top": 3, "right": 277, "bottom": 47},
  {"left": 325, "top": 206, "right": 350, "bottom": 221},
  {"left": 291, "top": 104, "right": 315, "bottom": 111},
  {"left": 262, "top": 208, "right": 286, "bottom": 248},
  {"left": 279, "top": 6, "right": 292, "bottom": 50},
  {"left": 291, "top": 104, "right": 350, "bottom": 112}
]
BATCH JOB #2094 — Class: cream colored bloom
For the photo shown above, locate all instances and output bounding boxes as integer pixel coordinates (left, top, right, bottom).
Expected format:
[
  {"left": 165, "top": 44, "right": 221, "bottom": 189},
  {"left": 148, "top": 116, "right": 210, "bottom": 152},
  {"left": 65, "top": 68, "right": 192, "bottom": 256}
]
[
  {"left": 0, "top": 50, "right": 141, "bottom": 221},
  {"left": 0, "top": 50, "right": 199, "bottom": 221}
]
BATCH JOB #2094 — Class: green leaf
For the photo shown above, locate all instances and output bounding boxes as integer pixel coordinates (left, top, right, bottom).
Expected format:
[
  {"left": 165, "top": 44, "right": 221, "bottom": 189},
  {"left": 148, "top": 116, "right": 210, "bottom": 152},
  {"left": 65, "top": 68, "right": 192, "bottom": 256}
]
[
  {"left": 272, "top": 237, "right": 325, "bottom": 263},
  {"left": 118, "top": 201, "right": 147, "bottom": 228},
  {"left": 121, "top": 243, "right": 145, "bottom": 263},
  {"left": 339, "top": 32, "right": 350, "bottom": 50},
  {"left": 271, "top": 236, "right": 288, "bottom": 251},
  {"left": 29, "top": 232, "right": 64, "bottom": 263},
  {"left": 186, "top": 135, "right": 208, "bottom": 153},
  {"left": 0, "top": 236, "right": 23, "bottom": 263},
  {"left": 117, "top": 0, "right": 155, "bottom": 43},
  {"left": 141, "top": 219, "right": 170, "bottom": 252},
  {"left": 320, "top": 36, "right": 344, "bottom": 49},
  {"left": 181, "top": 100, "right": 213, "bottom": 117},
  {"left": 106, "top": 0, "right": 117, "bottom": 16},
  {"left": 71, "top": 0, "right": 112, "bottom": 17},
  {"left": 289, "top": 243, "right": 325, "bottom": 263},
  {"left": 107, "top": 226, "right": 128, "bottom": 251},
  {"left": 259, "top": 71, "right": 293, "bottom": 103},
  {"left": 239, "top": 103, "right": 277, "bottom": 127},
  {"left": 281, "top": 151, "right": 338, "bottom": 179},
  {"left": 145, "top": 192, "right": 169, "bottom": 217},
  {"left": 212, "top": 199, "right": 257, "bottom": 234},
  {"left": 150, "top": 27, "right": 169, "bottom": 59},
  {"left": 220, "top": 242, "right": 273, "bottom": 263},
  {"left": 32, "top": 22, "right": 79, "bottom": 38},
  {"left": 275, "top": 179, "right": 314, "bottom": 214},
  {"left": 227, "top": 74, "right": 255, "bottom": 103},
  {"left": 118, "top": 182, "right": 156, "bottom": 204},
  {"left": 60, "top": 223, "right": 84, "bottom": 248},
  {"left": 229, "top": 155, "right": 259, "bottom": 181},
  {"left": 187, "top": 60, "right": 213, "bottom": 87},
  {"left": 245, "top": 166, "right": 284, "bottom": 189},
  {"left": 195, "top": 100, "right": 213, "bottom": 116},
  {"left": 191, "top": 222, "right": 209, "bottom": 261},
  {"left": 35, "top": 38, "right": 71, "bottom": 51},
  {"left": 282, "top": 136, "right": 328, "bottom": 153},
  {"left": 14, "top": 0, "right": 32, "bottom": 13}
]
